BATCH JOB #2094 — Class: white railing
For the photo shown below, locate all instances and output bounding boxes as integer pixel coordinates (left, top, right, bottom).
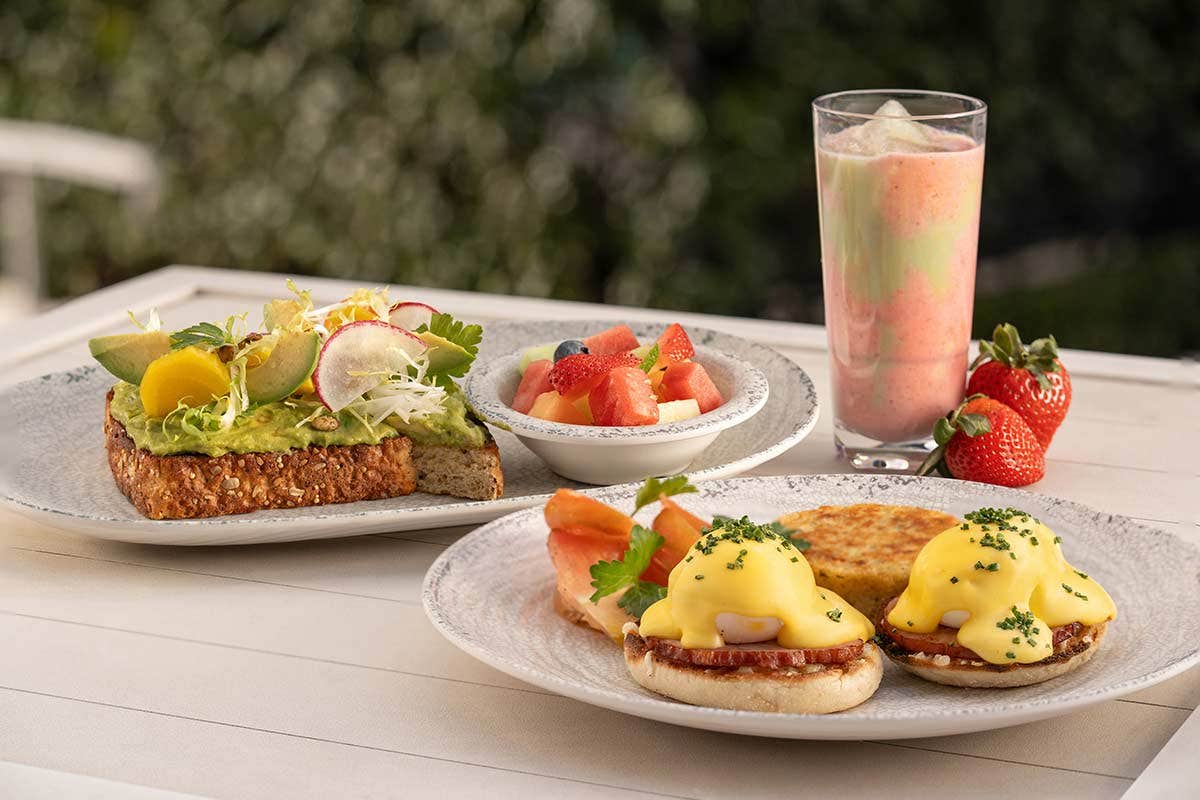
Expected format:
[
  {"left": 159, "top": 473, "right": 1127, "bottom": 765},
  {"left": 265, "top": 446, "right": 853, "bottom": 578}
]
[{"left": 0, "top": 120, "right": 159, "bottom": 317}]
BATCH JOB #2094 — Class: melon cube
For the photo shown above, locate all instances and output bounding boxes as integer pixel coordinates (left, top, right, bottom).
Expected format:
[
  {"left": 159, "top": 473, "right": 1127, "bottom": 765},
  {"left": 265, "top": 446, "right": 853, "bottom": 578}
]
[
  {"left": 657, "top": 398, "right": 701, "bottom": 423},
  {"left": 528, "top": 390, "right": 590, "bottom": 425}
]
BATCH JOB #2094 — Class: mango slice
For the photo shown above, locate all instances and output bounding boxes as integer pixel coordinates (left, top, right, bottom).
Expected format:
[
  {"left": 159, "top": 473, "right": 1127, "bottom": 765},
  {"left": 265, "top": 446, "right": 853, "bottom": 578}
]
[{"left": 139, "top": 346, "right": 231, "bottom": 418}]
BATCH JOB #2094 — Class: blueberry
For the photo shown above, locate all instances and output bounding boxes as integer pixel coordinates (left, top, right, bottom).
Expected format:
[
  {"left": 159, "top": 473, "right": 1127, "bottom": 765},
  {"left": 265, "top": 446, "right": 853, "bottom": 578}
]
[{"left": 553, "top": 340, "right": 588, "bottom": 362}]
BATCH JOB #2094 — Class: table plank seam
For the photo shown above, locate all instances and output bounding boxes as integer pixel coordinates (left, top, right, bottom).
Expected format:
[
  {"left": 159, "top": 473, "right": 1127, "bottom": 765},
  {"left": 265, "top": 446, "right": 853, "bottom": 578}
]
[
  {"left": 6, "top": 546, "right": 425, "bottom": 606},
  {"left": 0, "top": 608, "right": 559, "bottom": 698},
  {"left": 870, "top": 741, "right": 1133, "bottom": 782},
  {"left": 372, "top": 533, "right": 451, "bottom": 547},
  {"left": 0, "top": 685, "right": 696, "bottom": 800},
  {"left": 5, "top": 607, "right": 1191, "bottom": 726},
  {"left": 2, "top": 682, "right": 1131, "bottom": 787}
]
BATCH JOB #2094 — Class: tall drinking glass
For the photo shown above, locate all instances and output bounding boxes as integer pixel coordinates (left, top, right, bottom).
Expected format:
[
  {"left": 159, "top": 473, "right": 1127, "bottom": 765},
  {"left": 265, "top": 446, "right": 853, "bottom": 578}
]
[{"left": 813, "top": 90, "right": 987, "bottom": 469}]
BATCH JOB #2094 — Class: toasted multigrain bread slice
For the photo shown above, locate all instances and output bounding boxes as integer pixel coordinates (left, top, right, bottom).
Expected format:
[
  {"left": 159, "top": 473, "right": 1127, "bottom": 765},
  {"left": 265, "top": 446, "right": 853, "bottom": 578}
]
[
  {"left": 105, "top": 391, "right": 501, "bottom": 519},
  {"left": 778, "top": 504, "right": 959, "bottom": 621},
  {"left": 411, "top": 440, "right": 503, "bottom": 502}
]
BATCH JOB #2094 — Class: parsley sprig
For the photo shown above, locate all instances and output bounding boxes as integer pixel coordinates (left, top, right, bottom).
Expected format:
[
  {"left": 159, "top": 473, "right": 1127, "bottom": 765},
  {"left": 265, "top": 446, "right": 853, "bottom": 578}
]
[
  {"left": 589, "top": 525, "right": 668, "bottom": 618},
  {"left": 415, "top": 312, "right": 484, "bottom": 381},
  {"left": 633, "top": 475, "right": 697, "bottom": 514}
]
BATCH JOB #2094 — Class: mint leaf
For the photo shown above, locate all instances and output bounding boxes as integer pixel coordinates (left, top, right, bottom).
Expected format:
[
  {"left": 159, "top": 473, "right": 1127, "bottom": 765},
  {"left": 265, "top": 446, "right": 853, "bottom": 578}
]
[
  {"left": 588, "top": 525, "right": 664, "bottom": 603},
  {"left": 617, "top": 581, "right": 668, "bottom": 618},
  {"left": 170, "top": 321, "right": 232, "bottom": 351},
  {"left": 633, "top": 475, "right": 697, "bottom": 514},
  {"left": 638, "top": 343, "right": 660, "bottom": 374}
]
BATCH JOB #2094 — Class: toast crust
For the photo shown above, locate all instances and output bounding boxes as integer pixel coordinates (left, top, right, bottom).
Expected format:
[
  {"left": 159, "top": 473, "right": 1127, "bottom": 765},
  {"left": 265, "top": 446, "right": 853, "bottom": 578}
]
[{"left": 106, "top": 391, "right": 421, "bottom": 519}]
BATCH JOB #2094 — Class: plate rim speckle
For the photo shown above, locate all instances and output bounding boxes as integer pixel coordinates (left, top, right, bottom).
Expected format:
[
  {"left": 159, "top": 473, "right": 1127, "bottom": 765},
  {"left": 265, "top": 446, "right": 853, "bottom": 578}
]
[{"left": 422, "top": 473, "right": 1200, "bottom": 740}]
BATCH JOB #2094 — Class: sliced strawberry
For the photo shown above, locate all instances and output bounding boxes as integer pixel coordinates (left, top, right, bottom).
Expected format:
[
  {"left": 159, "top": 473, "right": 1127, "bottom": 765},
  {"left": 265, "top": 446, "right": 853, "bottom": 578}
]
[{"left": 548, "top": 352, "right": 640, "bottom": 401}]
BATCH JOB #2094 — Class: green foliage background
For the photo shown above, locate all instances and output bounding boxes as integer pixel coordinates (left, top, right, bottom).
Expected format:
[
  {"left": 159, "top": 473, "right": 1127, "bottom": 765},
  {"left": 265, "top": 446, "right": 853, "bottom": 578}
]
[{"left": 1, "top": 0, "right": 1197, "bottom": 356}]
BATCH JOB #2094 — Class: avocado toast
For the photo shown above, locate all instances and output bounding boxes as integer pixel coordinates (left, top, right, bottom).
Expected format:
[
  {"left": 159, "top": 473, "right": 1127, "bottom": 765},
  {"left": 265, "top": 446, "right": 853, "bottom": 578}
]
[{"left": 90, "top": 283, "right": 502, "bottom": 519}]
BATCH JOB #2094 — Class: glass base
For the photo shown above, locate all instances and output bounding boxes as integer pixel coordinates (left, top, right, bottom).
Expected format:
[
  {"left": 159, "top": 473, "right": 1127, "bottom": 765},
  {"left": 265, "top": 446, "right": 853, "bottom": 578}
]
[{"left": 834, "top": 423, "right": 935, "bottom": 472}]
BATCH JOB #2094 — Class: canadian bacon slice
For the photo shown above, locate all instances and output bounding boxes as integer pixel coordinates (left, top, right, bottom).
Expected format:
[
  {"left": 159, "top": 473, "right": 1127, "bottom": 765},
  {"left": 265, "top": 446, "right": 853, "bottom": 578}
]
[{"left": 644, "top": 637, "right": 864, "bottom": 669}]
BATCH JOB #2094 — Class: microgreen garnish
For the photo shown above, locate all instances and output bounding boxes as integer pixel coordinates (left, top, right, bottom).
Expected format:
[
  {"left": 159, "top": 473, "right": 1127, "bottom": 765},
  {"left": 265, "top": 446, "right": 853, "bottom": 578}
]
[
  {"left": 702, "top": 516, "right": 811, "bottom": 552},
  {"left": 996, "top": 606, "right": 1038, "bottom": 646},
  {"left": 170, "top": 319, "right": 238, "bottom": 351},
  {"left": 709, "top": 515, "right": 811, "bottom": 551},
  {"left": 633, "top": 475, "right": 697, "bottom": 514},
  {"left": 726, "top": 549, "right": 748, "bottom": 570}
]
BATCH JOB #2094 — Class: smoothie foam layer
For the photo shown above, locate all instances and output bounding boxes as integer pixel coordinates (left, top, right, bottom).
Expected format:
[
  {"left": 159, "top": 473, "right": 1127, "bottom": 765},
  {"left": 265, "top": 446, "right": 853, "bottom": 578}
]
[{"left": 817, "top": 101, "right": 984, "bottom": 443}]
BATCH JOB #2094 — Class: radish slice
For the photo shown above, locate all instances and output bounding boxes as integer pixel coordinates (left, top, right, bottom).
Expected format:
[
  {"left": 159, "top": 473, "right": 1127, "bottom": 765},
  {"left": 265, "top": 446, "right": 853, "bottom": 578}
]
[
  {"left": 388, "top": 301, "right": 439, "bottom": 331},
  {"left": 313, "top": 320, "right": 428, "bottom": 412}
]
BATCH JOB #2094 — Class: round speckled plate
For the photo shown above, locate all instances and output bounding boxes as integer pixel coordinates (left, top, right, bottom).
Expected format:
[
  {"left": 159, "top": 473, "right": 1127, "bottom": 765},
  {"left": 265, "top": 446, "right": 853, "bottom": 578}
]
[
  {"left": 423, "top": 474, "right": 1200, "bottom": 739},
  {"left": 0, "top": 323, "right": 815, "bottom": 545}
]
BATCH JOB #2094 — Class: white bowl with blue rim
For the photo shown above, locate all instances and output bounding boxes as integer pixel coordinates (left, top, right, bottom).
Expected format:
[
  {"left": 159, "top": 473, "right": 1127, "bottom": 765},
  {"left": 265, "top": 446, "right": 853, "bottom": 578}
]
[{"left": 464, "top": 321, "right": 772, "bottom": 484}]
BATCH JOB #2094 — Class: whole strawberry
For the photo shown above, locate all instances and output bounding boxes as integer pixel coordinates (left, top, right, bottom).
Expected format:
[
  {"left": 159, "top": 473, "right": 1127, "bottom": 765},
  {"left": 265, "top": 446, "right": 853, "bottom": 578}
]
[
  {"left": 918, "top": 395, "right": 1045, "bottom": 487},
  {"left": 967, "top": 323, "right": 1071, "bottom": 450}
]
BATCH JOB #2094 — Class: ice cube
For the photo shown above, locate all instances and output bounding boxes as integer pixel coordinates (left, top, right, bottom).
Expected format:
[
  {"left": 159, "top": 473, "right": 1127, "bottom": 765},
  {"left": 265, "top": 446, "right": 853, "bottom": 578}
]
[
  {"left": 873, "top": 99, "right": 913, "bottom": 118},
  {"left": 822, "top": 99, "right": 948, "bottom": 156}
]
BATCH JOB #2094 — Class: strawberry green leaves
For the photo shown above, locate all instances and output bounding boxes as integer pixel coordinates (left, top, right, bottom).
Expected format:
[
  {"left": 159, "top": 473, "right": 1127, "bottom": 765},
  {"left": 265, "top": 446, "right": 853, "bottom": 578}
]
[
  {"left": 972, "top": 323, "right": 1062, "bottom": 391},
  {"left": 633, "top": 474, "right": 697, "bottom": 514},
  {"left": 588, "top": 525, "right": 667, "bottom": 617}
]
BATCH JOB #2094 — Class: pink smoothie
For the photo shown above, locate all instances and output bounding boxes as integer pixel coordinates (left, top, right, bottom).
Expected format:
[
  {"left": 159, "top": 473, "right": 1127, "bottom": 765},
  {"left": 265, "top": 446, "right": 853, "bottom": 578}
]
[{"left": 817, "top": 111, "right": 984, "bottom": 444}]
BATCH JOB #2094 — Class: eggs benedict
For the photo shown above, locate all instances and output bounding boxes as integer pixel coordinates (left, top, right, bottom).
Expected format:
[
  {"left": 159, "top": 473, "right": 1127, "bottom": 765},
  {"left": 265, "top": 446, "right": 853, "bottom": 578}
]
[
  {"left": 876, "top": 507, "right": 1116, "bottom": 687},
  {"left": 623, "top": 517, "right": 882, "bottom": 713}
]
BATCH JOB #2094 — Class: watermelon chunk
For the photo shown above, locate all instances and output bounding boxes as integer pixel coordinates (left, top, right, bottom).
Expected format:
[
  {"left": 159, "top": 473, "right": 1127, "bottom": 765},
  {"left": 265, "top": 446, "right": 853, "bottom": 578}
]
[
  {"left": 583, "top": 324, "right": 640, "bottom": 355},
  {"left": 589, "top": 366, "right": 660, "bottom": 426},
  {"left": 511, "top": 359, "right": 554, "bottom": 413},
  {"left": 661, "top": 362, "right": 723, "bottom": 413},
  {"left": 528, "top": 391, "right": 590, "bottom": 424},
  {"left": 655, "top": 323, "right": 695, "bottom": 363}
]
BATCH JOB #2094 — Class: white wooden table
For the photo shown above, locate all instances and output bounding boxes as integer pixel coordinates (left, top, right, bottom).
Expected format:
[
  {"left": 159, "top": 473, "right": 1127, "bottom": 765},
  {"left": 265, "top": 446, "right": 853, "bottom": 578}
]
[{"left": 1, "top": 266, "right": 1197, "bottom": 799}]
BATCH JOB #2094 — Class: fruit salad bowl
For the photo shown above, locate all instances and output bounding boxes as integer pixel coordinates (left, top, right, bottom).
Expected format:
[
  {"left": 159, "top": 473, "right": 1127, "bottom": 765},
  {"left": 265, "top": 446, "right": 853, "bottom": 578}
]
[{"left": 465, "top": 335, "right": 770, "bottom": 484}]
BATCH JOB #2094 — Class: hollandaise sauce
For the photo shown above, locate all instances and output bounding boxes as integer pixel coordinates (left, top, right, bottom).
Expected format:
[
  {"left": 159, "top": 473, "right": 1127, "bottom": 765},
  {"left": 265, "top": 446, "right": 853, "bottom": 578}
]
[
  {"left": 639, "top": 519, "right": 875, "bottom": 649},
  {"left": 887, "top": 507, "right": 1116, "bottom": 664}
]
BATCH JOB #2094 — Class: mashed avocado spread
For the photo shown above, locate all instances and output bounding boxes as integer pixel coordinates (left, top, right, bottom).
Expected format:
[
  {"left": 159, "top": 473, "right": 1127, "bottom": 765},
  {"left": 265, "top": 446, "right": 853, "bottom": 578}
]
[{"left": 109, "top": 382, "right": 485, "bottom": 456}]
